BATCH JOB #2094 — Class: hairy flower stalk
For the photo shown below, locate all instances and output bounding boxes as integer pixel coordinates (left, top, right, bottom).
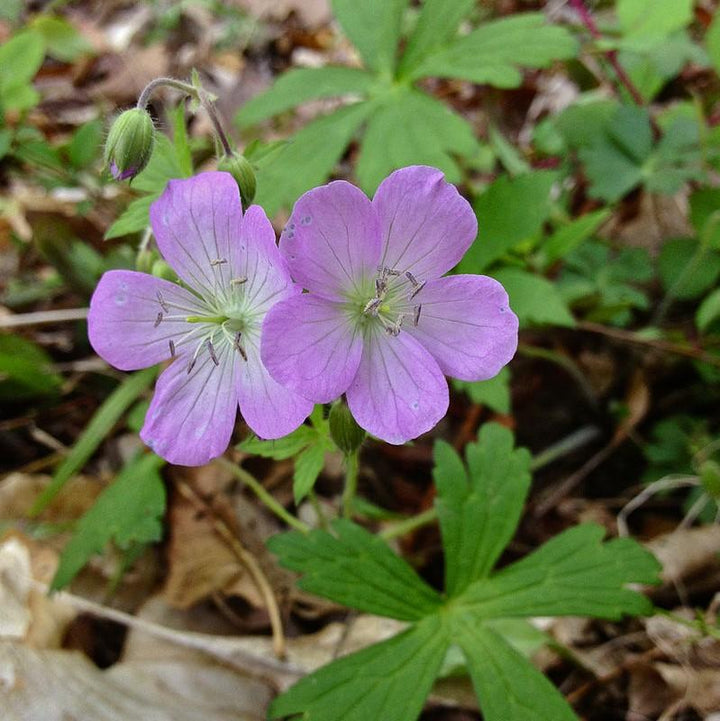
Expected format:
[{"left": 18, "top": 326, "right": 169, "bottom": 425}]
[
  {"left": 262, "top": 165, "right": 519, "bottom": 444},
  {"left": 88, "top": 171, "right": 312, "bottom": 465}
]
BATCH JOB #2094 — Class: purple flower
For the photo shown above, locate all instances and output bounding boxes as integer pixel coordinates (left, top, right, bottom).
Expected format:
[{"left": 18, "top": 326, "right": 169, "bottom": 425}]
[
  {"left": 261, "top": 166, "right": 518, "bottom": 444},
  {"left": 88, "top": 171, "right": 313, "bottom": 465}
]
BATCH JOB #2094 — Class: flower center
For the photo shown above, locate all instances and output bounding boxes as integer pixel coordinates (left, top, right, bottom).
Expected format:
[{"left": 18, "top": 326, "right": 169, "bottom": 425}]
[
  {"left": 152, "top": 263, "right": 256, "bottom": 373},
  {"left": 358, "top": 266, "right": 424, "bottom": 336}
]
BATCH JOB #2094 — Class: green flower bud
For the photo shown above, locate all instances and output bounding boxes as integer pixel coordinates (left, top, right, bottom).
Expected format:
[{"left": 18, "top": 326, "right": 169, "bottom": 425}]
[
  {"left": 217, "top": 152, "right": 256, "bottom": 209},
  {"left": 136, "top": 247, "right": 158, "bottom": 274},
  {"left": 151, "top": 259, "right": 176, "bottom": 282},
  {"left": 329, "top": 400, "right": 366, "bottom": 455},
  {"left": 104, "top": 108, "right": 155, "bottom": 181}
]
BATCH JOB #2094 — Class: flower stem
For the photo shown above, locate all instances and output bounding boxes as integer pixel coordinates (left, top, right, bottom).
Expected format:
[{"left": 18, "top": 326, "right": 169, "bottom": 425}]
[
  {"left": 341, "top": 450, "right": 360, "bottom": 519},
  {"left": 380, "top": 508, "right": 437, "bottom": 541},
  {"left": 136, "top": 76, "right": 233, "bottom": 157},
  {"left": 217, "top": 457, "right": 310, "bottom": 533},
  {"left": 568, "top": 0, "right": 646, "bottom": 108}
]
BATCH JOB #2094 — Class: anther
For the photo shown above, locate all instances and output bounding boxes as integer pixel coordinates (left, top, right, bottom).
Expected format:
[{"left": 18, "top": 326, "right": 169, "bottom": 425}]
[
  {"left": 154, "top": 311, "right": 163, "bottom": 327},
  {"left": 187, "top": 357, "right": 197, "bottom": 374},
  {"left": 210, "top": 258, "right": 228, "bottom": 266},
  {"left": 413, "top": 305, "right": 422, "bottom": 326},
  {"left": 169, "top": 339, "right": 176, "bottom": 358},
  {"left": 363, "top": 297, "right": 383, "bottom": 315},
  {"left": 409, "top": 280, "right": 426, "bottom": 300},
  {"left": 231, "top": 276, "right": 248, "bottom": 286},
  {"left": 207, "top": 340, "right": 220, "bottom": 366},
  {"left": 405, "top": 271, "right": 419, "bottom": 287},
  {"left": 375, "top": 277, "right": 387, "bottom": 296},
  {"left": 156, "top": 291, "right": 169, "bottom": 313}
]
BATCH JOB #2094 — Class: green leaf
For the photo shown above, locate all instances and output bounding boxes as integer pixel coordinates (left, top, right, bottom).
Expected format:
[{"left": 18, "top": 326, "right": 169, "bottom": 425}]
[
  {"left": 398, "top": 0, "right": 476, "bottom": 75},
  {"left": 331, "top": 0, "right": 409, "bottom": 74},
  {"left": 31, "top": 368, "right": 157, "bottom": 515},
  {"left": 104, "top": 195, "right": 154, "bottom": 239},
  {"left": 453, "top": 621, "right": 577, "bottom": 721},
  {"left": 493, "top": 268, "right": 575, "bottom": 327},
  {"left": 0, "top": 333, "right": 62, "bottom": 400},
  {"left": 459, "top": 171, "right": 557, "bottom": 273},
  {"left": 254, "top": 102, "right": 373, "bottom": 216},
  {"left": 51, "top": 453, "right": 166, "bottom": 590},
  {"left": 235, "top": 67, "right": 376, "bottom": 127},
  {"left": 697, "top": 288, "right": 720, "bottom": 332},
  {"left": 458, "top": 524, "right": 661, "bottom": 620},
  {"left": 578, "top": 105, "right": 653, "bottom": 202},
  {"left": 554, "top": 98, "right": 620, "bottom": 149},
  {"left": 30, "top": 14, "right": 93, "bottom": 62},
  {"left": 542, "top": 209, "right": 612, "bottom": 265},
  {"left": 410, "top": 13, "right": 578, "bottom": 87},
  {"left": 434, "top": 424, "right": 532, "bottom": 596},
  {"left": 269, "top": 616, "right": 448, "bottom": 721},
  {"left": 453, "top": 367, "right": 511, "bottom": 414},
  {"left": 168, "top": 103, "right": 193, "bottom": 177},
  {"left": 658, "top": 237, "right": 720, "bottom": 301},
  {"left": 707, "top": 10, "right": 720, "bottom": 75},
  {"left": 268, "top": 519, "right": 442, "bottom": 620},
  {"left": 293, "top": 442, "right": 328, "bottom": 503},
  {"left": 617, "top": 0, "right": 693, "bottom": 51},
  {"left": 67, "top": 119, "right": 103, "bottom": 170},
  {"left": 356, "top": 88, "right": 477, "bottom": 193},
  {"left": 0, "top": 30, "right": 44, "bottom": 111}
]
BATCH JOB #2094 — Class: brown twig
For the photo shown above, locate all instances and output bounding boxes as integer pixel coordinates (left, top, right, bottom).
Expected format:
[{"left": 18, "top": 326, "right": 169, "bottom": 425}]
[
  {"left": 577, "top": 321, "right": 720, "bottom": 368},
  {"left": 175, "top": 479, "right": 287, "bottom": 660}
]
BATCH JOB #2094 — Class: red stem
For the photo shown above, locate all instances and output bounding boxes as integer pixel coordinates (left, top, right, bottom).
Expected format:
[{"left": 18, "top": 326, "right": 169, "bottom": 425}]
[{"left": 568, "top": 0, "right": 646, "bottom": 107}]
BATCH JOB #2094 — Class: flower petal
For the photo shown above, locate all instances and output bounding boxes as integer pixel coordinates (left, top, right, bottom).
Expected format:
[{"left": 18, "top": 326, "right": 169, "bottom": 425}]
[
  {"left": 237, "top": 335, "right": 313, "bottom": 439},
  {"left": 140, "top": 342, "right": 239, "bottom": 466},
  {"left": 403, "top": 275, "right": 518, "bottom": 381},
  {"left": 261, "top": 295, "right": 362, "bottom": 404},
  {"left": 150, "top": 171, "right": 242, "bottom": 296},
  {"left": 279, "top": 181, "right": 381, "bottom": 301},
  {"left": 230, "top": 204, "right": 299, "bottom": 315},
  {"left": 346, "top": 326, "right": 448, "bottom": 445},
  {"left": 88, "top": 270, "right": 204, "bottom": 371},
  {"left": 373, "top": 165, "right": 477, "bottom": 280}
]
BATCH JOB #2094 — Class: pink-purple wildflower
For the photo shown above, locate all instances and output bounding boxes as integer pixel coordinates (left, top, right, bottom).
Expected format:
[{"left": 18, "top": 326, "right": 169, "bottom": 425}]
[
  {"left": 88, "top": 171, "right": 313, "bottom": 465},
  {"left": 261, "top": 165, "right": 519, "bottom": 444}
]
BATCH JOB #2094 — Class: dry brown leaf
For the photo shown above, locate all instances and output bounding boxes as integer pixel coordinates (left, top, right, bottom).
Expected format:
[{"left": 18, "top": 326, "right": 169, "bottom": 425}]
[
  {"left": 0, "top": 640, "right": 271, "bottom": 721},
  {"left": 646, "top": 525, "right": 720, "bottom": 587},
  {"left": 656, "top": 663, "right": 720, "bottom": 714},
  {"left": 90, "top": 44, "right": 170, "bottom": 103}
]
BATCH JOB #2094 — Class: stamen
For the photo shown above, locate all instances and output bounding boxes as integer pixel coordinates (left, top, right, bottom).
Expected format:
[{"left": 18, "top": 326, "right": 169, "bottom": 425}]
[
  {"left": 231, "top": 276, "right": 248, "bottom": 286},
  {"left": 409, "top": 280, "right": 426, "bottom": 300},
  {"left": 156, "top": 291, "right": 170, "bottom": 313},
  {"left": 207, "top": 340, "right": 220, "bottom": 366},
  {"left": 187, "top": 357, "right": 197, "bottom": 374},
  {"left": 169, "top": 339, "right": 176, "bottom": 358},
  {"left": 363, "top": 297, "right": 383, "bottom": 315},
  {"left": 375, "top": 277, "right": 387, "bottom": 296},
  {"left": 385, "top": 268, "right": 400, "bottom": 276},
  {"left": 210, "top": 258, "right": 228, "bottom": 266},
  {"left": 234, "top": 332, "right": 248, "bottom": 361},
  {"left": 413, "top": 305, "right": 422, "bottom": 326},
  {"left": 154, "top": 311, "right": 163, "bottom": 327},
  {"left": 405, "top": 271, "right": 419, "bottom": 287}
]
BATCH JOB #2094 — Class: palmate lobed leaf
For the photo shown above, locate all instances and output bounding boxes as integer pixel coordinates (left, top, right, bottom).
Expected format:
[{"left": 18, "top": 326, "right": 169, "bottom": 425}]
[
  {"left": 267, "top": 519, "right": 442, "bottom": 621},
  {"left": 409, "top": 13, "right": 578, "bottom": 87},
  {"left": 268, "top": 425, "right": 661, "bottom": 721},
  {"left": 356, "top": 89, "right": 478, "bottom": 193}
]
